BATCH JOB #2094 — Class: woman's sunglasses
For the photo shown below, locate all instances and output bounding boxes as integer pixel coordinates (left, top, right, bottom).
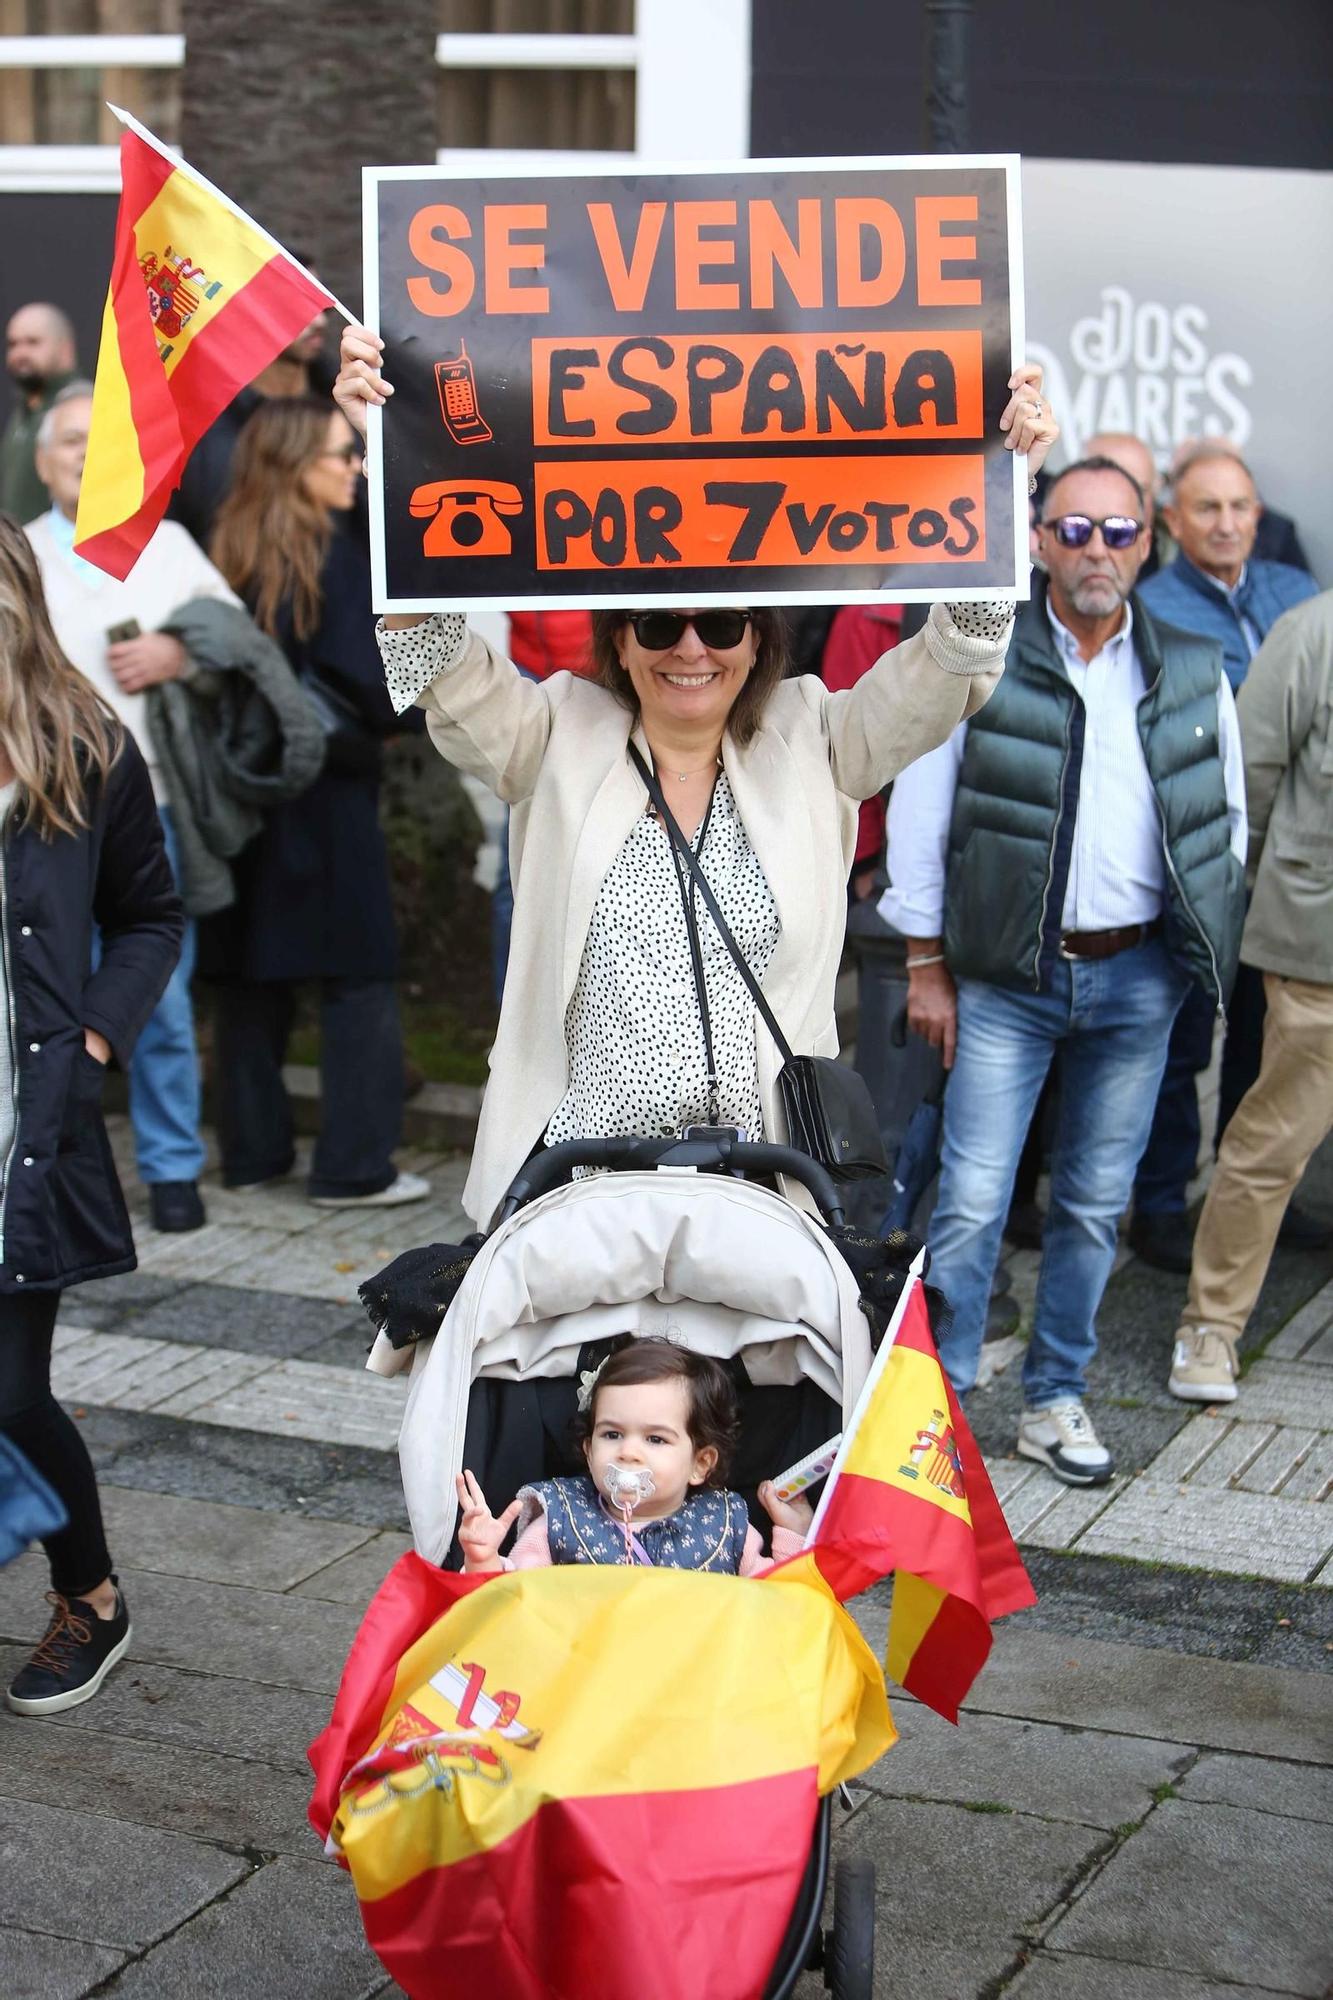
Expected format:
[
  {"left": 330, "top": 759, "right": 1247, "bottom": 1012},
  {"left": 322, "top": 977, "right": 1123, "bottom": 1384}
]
[
  {"left": 320, "top": 443, "right": 365, "bottom": 464},
  {"left": 1044, "top": 513, "right": 1142, "bottom": 550},
  {"left": 627, "top": 610, "right": 752, "bottom": 651}
]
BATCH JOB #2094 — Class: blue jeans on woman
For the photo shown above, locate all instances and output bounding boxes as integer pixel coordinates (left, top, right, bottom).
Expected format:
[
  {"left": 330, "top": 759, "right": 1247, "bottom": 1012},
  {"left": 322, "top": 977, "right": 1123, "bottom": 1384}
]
[
  {"left": 928, "top": 937, "right": 1190, "bottom": 1409},
  {"left": 93, "top": 806, "right": 205, "bottom": 1186}
]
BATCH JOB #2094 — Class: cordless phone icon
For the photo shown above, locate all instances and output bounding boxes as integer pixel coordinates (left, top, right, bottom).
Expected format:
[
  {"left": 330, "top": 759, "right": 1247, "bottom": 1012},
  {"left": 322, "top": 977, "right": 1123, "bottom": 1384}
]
[{"left": 435, "top": 341, "right": 493, "bottom": 446}]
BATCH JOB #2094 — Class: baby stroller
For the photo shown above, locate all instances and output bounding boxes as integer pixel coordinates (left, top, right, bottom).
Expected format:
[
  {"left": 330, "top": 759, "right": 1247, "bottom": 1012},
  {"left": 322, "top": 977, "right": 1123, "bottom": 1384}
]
[{"left": 358, "top": 1132, "right": 921, "bottom": 2000}]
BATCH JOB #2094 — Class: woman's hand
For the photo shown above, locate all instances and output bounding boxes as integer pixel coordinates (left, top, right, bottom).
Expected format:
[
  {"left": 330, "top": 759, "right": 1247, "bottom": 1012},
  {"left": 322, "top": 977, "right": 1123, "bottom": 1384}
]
[
  {"left": 333, "top": 323, "right": 393, "bottom": 444},
  {"left": 83, "top": 1029, "right": 112, "bottom": 1065},
  {"left": 758, "top": 1480, "right": 814, "bottom": 1537},
  {"left": 455, "top": 1470, "right": 522, "bottom": 1573},
  {"left": 1000, "top": 364, "right": 1059, "bottom": 479}
]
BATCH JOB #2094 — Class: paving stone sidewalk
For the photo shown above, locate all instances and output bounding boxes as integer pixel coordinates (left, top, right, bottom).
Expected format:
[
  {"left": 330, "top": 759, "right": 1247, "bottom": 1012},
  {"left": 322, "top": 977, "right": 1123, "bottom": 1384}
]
[{"left": 1, "top": 1121, "right": 1331, "bottom": 1998}]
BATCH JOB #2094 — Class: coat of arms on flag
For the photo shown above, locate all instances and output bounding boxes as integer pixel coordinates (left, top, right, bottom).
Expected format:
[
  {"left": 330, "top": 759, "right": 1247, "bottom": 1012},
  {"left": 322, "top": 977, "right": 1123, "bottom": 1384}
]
[{"left": 140, "top": 245, "right": 220, "bottom": 355}]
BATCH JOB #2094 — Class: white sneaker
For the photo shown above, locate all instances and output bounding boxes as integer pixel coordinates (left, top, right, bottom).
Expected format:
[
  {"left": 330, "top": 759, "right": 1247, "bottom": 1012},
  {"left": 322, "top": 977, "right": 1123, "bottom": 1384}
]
[
  {"left": 1017, "top": 1400, "right": 1114, "bottom": 1486},
  {"left": 1168, "top": 1326, "right": 1238, "bottom": 1403},
  {"left": 310, "top": 1171, "right": 432, "bottom": 1210}
]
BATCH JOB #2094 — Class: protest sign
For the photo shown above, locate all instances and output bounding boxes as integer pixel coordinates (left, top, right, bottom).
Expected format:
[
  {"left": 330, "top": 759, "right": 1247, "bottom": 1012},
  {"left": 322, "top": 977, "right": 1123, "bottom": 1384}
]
[{"left": 364, "top": 156, "right": 1026, "bottom": 611}]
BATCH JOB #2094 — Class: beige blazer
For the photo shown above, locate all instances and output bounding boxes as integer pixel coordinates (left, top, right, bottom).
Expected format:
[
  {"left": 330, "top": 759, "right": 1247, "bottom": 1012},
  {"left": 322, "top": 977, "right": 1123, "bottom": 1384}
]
[
  {"left": 1236, "top": 589, "right": 1333, "bottom": 985},
  {"left": 416, "top": 616, "right": 1005, "bottom": 1224}
]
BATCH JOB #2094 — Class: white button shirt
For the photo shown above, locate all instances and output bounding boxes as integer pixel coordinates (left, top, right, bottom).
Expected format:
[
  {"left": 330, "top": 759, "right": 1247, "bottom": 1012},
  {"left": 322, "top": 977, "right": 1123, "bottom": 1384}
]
[{"left": 880, "top": 601, "right": 1247, "bottom": 939}]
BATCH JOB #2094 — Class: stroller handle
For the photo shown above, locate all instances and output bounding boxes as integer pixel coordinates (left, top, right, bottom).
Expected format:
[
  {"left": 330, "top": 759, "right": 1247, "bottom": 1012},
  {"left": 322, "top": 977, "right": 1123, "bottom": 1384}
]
[{"left": 495, "top": 1135, "right": 847, "bottom": 1227}]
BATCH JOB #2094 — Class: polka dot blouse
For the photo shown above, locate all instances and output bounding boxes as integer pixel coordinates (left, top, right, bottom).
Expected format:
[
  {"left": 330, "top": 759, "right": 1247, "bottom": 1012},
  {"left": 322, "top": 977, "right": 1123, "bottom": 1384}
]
[
  {"left": 376, "top": 597, "right": 1014, "bottom": 1147},
  {"left": 545, "top": 770, "right": 779, "bottom": 1146}
]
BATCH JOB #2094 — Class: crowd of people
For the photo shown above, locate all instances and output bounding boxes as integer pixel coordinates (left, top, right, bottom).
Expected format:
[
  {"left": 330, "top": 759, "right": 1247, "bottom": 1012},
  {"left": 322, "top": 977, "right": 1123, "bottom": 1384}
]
[{"left": 0, "top": 290, "right": 1328, "bottom": 1724}]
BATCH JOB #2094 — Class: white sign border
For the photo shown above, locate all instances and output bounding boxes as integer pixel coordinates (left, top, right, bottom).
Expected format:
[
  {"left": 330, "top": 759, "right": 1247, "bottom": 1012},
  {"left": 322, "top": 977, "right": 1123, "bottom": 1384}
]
[{"left": 363, "top": 153, "right": 1029, "bottom": 615}]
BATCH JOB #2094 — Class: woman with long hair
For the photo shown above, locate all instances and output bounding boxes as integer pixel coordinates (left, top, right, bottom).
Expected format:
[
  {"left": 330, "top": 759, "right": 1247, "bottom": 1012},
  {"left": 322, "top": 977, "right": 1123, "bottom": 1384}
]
[
  {"left": 206, "top": 397, "right": 427, "bottom": 1208},
  {"left": 0, "top": 514, "right": 182, "bottom": 1714}
]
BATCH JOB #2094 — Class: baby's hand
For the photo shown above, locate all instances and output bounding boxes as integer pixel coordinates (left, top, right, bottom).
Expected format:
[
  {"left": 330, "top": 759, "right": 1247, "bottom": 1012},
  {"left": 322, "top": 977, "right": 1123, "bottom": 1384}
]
[
  {"left": 758, "top": 1480, "right": 814, "bottom": 1537},
  {"left": 455, "top": 1470, "right": 522, "bottom": 1572}
]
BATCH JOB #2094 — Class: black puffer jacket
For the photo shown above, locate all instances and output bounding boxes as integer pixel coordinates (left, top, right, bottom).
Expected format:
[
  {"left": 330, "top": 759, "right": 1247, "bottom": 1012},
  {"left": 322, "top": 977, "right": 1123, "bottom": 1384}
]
[{"left": 0, "top": 734, "right": 183, "bottom": 1293}]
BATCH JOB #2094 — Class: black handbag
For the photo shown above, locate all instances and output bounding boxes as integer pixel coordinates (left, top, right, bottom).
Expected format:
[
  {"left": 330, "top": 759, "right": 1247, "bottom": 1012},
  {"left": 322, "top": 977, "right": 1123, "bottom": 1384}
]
[{"left": 629, "top": 746, "right": 888, "bottom": 1183}]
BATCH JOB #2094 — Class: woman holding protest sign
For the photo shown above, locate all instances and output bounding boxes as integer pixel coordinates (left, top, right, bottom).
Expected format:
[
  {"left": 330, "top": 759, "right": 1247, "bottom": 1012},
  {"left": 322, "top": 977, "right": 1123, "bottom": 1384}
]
[{"left": 334, "top": 324, "right": 1056, "bottom": 1232}]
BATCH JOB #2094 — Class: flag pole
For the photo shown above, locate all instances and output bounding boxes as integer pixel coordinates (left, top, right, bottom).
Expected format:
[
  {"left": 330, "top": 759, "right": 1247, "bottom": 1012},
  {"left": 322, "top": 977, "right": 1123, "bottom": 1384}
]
[
  {"left": 804, "top": 1245, "right": 929, "bottom": 1546},
  {"left": 105, "top": 103, "right": 359, "bottom": 326}
]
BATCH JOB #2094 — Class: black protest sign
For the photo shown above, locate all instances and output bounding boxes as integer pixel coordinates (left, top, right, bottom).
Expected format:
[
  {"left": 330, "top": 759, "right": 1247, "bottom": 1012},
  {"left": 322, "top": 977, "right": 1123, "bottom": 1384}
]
[{"left": 365, "top": 156, "right": 1025, "bottom": 610}]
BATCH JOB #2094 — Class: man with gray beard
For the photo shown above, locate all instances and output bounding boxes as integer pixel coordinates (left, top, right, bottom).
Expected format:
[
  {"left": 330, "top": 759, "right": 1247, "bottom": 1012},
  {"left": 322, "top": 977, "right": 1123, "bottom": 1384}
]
[{"left": 881, "top": 457, "right": 1247, "bottom": 1485}]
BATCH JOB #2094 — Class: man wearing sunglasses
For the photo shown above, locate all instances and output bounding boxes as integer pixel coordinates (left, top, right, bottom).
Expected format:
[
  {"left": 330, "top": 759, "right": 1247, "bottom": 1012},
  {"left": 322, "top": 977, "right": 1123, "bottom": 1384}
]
[{"left": 882, "top": 455, "right": 1247, "bottom": 1486}]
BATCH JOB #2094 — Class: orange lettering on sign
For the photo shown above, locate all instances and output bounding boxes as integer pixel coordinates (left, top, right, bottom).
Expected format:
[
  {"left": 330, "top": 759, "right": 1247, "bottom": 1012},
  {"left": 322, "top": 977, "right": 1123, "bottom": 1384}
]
[
  {"left": 587, "top": 201, "right": 669, "bottom": 313},
  {"left": 535, "top": 454, "right": 987, "bottom": 572},
  {"left": 532, "top": 330, "right": 983, "bottom": 447},
  {"left": 484, "top": 204, "right": 550, "bottom": 314},
  {"left": 916, "top": 196, "right": 981, "bottom": 306},
  {"left": 406, "top": 205, "right": 476, "bottom": 317},
  {"left": 834, "top": 199, "right": 907, "bottom": 308},
  {"left": 673, "top": 202, "right": 741, "bottom": 311},
  {"left": 748, "top": 200, "right": 824, "bottom": 311}
]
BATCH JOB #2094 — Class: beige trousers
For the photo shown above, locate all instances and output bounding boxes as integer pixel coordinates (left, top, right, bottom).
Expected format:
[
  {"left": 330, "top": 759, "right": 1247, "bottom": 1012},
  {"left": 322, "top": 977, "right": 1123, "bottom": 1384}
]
[{"left": 1182, "top": 973, "right": 1333, "bottom": 1340}]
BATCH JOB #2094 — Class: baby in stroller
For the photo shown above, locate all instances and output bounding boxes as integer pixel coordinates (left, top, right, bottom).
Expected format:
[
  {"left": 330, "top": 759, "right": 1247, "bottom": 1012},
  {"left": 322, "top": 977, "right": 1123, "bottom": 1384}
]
[{"left": 455, "top": 1337, "right": 814, "bottom": 1576}]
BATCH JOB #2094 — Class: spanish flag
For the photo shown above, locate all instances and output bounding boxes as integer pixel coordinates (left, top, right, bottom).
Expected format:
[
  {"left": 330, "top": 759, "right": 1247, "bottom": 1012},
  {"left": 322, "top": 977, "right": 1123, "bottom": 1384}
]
[
  {"left": 798, "top": 1266, "right": 1036, "bottom": 1723},
  {"left": 74, "top": 107, "right": 339, "bottom": 580},
  {"left": 309, "top": 1555, "right": 894, "bottom": 2000}
]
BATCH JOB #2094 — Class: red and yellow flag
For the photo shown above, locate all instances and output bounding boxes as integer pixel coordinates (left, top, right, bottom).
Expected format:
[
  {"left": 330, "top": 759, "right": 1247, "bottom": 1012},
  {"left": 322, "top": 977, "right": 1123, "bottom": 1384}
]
[
  {"left": 309, "top": 1554, "right": 894, "bottom": 2000},
  {"left": 74, "top": 107, "right": 338, "bottom": 579},
  {"left": 798, "top": 1270, "right": 1036, "bottom": 1722}
]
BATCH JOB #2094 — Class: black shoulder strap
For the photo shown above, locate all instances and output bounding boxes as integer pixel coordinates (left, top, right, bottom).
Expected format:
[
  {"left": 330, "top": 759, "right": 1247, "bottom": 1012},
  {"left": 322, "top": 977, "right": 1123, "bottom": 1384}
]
[{"left": 628, "top": 742, "right": 795, "bottom": 1067}]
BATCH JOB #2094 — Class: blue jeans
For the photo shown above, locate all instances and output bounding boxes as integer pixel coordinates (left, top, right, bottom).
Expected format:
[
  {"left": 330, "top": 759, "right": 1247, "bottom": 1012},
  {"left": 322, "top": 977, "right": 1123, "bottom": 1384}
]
[
  {"left": 129, "top": 806, "right": 205, "bottom": 1184},
  {"left": 928, "top": 938, "right": 1189, "bottom": 1408}
]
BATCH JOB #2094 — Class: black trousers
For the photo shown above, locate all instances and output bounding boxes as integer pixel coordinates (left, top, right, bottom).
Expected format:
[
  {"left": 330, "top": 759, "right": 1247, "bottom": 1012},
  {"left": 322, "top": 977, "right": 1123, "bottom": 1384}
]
[
  {"left": 212, "top": 977, "right": 405, "bottom": 1198},
  {"left": 0, "top": 1289, "right": 112, "bottom": 1598},
  {"left": 1134, "top": 963, "right": 1266, "bottom": 1215}
]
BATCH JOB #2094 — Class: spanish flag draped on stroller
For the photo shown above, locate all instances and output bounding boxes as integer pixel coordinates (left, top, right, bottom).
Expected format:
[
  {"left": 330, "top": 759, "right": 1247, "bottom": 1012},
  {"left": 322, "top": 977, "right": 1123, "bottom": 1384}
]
[{"left": 310, "top": 1135, "right": 1034, "bottom": 2000}]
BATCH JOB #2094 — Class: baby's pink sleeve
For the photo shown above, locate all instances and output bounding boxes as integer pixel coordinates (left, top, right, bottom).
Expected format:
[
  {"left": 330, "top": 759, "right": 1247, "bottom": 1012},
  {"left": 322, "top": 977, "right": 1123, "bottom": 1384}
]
[
  {"left": 738, "top": 1525, "right": 805, "bottom": 1577},
  {"left": 504, "top": 1515, "right": 554, "bottom": 1570}
]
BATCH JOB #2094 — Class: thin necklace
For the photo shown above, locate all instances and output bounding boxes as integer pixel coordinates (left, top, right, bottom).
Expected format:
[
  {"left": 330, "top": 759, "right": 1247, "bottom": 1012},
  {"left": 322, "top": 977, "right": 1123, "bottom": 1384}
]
[{"left": 660, "top": 754, "right": 722, "bottom": 783}]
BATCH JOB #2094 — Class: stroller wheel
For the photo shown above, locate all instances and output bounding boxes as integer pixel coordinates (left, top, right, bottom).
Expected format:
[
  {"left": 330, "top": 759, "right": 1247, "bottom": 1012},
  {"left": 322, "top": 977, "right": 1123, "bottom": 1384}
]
[{"left": 825, "top": 1855, "right": 875, "bottom": 1998}]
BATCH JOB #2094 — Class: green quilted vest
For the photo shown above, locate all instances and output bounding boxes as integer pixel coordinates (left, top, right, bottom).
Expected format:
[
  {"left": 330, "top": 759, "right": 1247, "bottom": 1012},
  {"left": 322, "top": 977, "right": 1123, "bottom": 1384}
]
[{"left": 943, "top": 582, "right": 1245, "bottom": 1002}]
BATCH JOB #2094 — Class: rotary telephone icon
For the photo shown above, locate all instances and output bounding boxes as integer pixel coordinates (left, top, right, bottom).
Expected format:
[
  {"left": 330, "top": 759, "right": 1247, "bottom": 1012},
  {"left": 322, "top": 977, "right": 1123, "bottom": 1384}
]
[{"left": 409, "top": 480, "right": 524, "bottom": 557}]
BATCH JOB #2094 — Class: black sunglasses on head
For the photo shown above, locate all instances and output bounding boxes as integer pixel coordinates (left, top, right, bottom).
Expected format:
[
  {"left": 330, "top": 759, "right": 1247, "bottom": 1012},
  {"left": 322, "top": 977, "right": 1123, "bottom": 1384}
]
[
  {"left": 1044, "top": 513, "right": 1142, "bottom": 550},
  {"left": 627, "top": 610, "right": 752, "bottom": 652}
]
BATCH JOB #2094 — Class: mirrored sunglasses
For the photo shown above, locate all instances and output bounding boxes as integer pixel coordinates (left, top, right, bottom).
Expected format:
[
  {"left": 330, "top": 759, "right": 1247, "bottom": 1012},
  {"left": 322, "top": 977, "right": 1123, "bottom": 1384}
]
[
  {"left": 1046, "top": 513, "right": 1142, "bottom": 550},
  {"left": 628, "top": 610, "right": 752, "bottom": 652}
]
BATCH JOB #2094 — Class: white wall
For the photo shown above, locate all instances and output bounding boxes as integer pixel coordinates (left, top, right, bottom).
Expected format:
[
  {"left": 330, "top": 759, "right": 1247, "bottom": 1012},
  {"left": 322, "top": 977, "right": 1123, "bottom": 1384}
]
[{"left": 1023, "top": 157, "right": 1333, "bottom": 582}]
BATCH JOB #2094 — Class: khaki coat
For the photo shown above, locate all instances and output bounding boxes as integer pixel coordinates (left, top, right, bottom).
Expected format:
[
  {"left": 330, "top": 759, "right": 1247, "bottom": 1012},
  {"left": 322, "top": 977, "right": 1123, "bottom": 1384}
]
[{"left": 415, "top": 617, "right": 1005, "bottom": 1225}]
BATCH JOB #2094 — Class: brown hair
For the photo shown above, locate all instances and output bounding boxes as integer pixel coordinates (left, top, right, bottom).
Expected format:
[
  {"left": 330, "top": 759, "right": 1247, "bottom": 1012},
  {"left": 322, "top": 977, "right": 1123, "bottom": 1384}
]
[
  {"left": 590, "top": 609, "right": 790, "bottom": 747},
  {"left": 0, "top": 514, "right": 122, "bottom": 839},
  {"left": 574, "top": 1337, "right": 741, "bottom": 1489},
  {"left": 209, "top": 396, "right": 336, "bottom": 641}
]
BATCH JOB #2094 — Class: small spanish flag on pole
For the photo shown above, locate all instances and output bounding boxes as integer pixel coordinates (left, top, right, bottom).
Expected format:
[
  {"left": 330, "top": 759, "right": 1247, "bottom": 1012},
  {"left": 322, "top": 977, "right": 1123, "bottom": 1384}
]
[
  {"left": 795, "top": 1257, "right": 1036, "bottom": 1723},
  {"left": 74, "top": 106, "right": 349, "bottom": 580}
]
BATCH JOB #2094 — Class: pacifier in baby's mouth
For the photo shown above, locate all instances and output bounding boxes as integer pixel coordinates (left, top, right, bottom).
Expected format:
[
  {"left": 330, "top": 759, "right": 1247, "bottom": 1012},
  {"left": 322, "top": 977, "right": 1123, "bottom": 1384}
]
[{"left": 604, "top": 1462, "right": 655, "bottom": 1513}]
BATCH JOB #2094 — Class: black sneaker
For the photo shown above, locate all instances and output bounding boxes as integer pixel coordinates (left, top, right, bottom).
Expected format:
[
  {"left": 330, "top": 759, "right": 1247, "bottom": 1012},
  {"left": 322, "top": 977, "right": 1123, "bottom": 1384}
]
[
  {"left": 5, "top": 1582, "right": 132, "bottom": 1715},
  {"left": 149, "top": 1180, "right": 206, "bottom": 1232}
]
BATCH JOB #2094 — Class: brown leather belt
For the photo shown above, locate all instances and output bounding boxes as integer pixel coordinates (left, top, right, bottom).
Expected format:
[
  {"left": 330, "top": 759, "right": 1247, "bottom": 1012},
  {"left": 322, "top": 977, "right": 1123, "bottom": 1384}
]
[{"left": 1059, "top": 918, "right": 1163, "bottom": 961}]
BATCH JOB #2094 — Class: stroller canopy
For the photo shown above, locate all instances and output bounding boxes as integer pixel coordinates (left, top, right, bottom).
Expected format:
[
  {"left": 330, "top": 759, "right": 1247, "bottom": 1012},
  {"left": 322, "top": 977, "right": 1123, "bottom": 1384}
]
[{"left": 390, "top": 1169, "right": 876, "bottom": 1563}]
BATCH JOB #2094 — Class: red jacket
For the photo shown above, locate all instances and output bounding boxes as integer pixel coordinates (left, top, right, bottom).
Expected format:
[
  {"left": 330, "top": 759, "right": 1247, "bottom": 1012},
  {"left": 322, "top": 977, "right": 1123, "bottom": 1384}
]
[
  {"left": 506, "top": 610, "right": 595, "bottom": 679},
  {"left": 819, "top": 603, "right": 904, "bottom": 866}
]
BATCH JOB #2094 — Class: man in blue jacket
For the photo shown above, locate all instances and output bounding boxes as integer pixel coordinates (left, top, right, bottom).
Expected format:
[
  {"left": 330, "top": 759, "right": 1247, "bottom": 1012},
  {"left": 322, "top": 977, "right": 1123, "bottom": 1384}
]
[{"left": 1129, "top": 446, "right": 1321, "bottom": 1271}]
